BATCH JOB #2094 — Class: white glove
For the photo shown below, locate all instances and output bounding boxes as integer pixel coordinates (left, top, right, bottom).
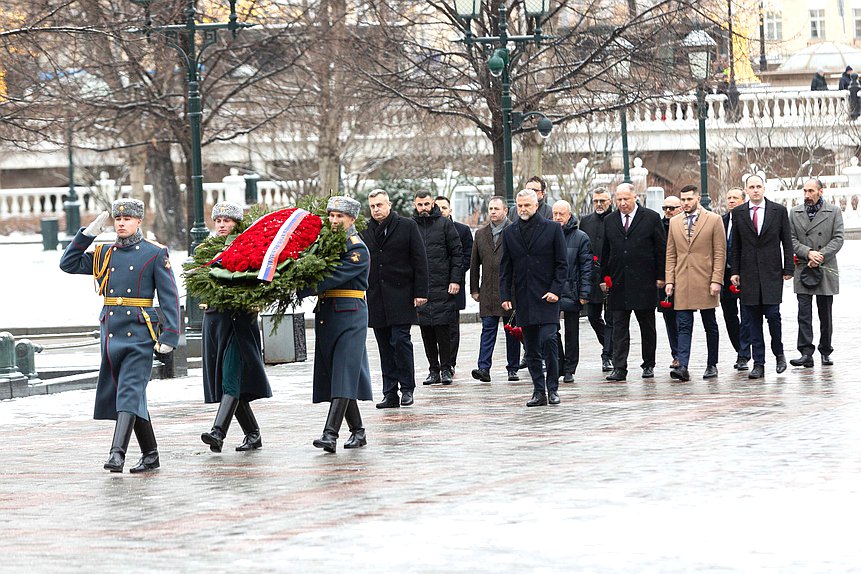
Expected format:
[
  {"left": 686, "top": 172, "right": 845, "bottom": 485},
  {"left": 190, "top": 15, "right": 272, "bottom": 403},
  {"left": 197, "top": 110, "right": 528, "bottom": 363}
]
[
  {"left": 83, "top": 211, "right": 111, "bottom": 237},
  {"left": 155, "top": 343, "right": 174, "bottom": 354}
]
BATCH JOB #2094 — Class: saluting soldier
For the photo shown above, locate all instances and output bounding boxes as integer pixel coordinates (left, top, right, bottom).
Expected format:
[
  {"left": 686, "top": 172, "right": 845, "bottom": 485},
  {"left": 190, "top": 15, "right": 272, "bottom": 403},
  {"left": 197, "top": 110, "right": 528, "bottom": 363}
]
[
  {"left": 200, "top": 202, "right": 272, "bottom": 453},
  {"left": 60, "top": 199, "right": 180, "bottom": 473},
  {"left": 304, "top": 196, "right": 373, "bottom": 453}
]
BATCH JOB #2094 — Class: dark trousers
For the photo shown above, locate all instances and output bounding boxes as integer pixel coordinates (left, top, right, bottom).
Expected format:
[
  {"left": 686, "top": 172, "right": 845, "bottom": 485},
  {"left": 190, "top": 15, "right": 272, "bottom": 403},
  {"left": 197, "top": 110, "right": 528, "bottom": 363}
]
[
  {"left": 522, "top": 323, "right": 559, "bottom": 394},
  {"left": 611, "top": 308, "right": 657, "bottom": 372},
  {"left": 374, "top": 324, "right": 415, "bottom": 396},
  {"left": 448, "top": 321, "right": 461, "bottom": 368},
  {"left": 796, "top": 294, "right": 833, "bottom": 356},
  {"left": 419, "top": 324, "right": 453, "bottom": 374},
  {"left": 556, "top": 310, "right": 580, "bottom": 375},
  {"left": 720, "top": 284, "right": 752, "bottom": 360},
  {"left": 744, "top": 303, "right": 783, "bottom": 366},
  {"left": 661, "top": 309, "right": 679, "bottom": 361},
  {"left": 585, "top": 301, "right": 613, "bottom": 360},
  {"left": 676, "top": 308, "right": 719, "bottom": 368},
  {"left": 477, "top": 315, "right": 521, "bottom": 372}
]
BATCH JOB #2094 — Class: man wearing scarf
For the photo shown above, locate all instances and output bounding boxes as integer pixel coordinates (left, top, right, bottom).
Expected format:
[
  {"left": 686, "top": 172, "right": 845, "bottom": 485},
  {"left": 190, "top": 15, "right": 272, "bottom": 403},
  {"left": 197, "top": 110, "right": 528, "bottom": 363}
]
[{"left": 788, "top": 178, "right": 844, "bottom": 368}]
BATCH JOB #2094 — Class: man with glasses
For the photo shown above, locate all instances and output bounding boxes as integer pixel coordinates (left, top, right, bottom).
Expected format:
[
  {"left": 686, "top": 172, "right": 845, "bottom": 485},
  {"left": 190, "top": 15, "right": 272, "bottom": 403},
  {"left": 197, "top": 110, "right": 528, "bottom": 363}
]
[
  {"left": 508, "top": 175, "right": 553, "bottom": 222},
  {"left": 579, "top": 188, "right": 615, "bottom": 372},
  {"left": 659, "top": 196, "right": 682, "bottom": 369}
]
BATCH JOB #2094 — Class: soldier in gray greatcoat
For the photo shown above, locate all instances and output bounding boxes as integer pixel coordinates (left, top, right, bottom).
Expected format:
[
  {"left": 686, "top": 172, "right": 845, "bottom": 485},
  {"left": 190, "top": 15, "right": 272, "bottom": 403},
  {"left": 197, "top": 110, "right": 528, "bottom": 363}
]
[
  {"left": 60, "top": 199, "right": 180, "bottom": 473},
  {"left": 304, "top": 196, "right": 373, "bottom": 453},
  {"left": 788, "top": 178, "right": 845, "bottom": 367},
  {"left": 199, "top": 202, "right": 272, "bottom": 454}
]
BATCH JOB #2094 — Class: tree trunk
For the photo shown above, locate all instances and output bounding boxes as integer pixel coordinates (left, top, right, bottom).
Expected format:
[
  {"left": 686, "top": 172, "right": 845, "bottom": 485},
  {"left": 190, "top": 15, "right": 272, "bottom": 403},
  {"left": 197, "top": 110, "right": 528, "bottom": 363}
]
[
  {"left": 128, "top": 147, "right": 147, "bottom": 203},
  {"left": 316, "top": 0, "right": 346, "bottom": 197},
  {"left": 147, "top": 141, "right": 185, "bottom": 250},
  {"left": 518, "top": 133, "right": 545, "bottom": 188}
]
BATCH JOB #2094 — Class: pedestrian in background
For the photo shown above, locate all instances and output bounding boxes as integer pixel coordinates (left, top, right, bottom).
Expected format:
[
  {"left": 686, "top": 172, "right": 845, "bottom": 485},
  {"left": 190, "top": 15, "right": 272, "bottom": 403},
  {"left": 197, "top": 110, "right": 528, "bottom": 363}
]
[
  {"left": 839, "top": 66, "right": 853, "bottom": 90},
  {"left": 600, "top": 183, "right": 666, "bottom": 382},
  {"left": 811, "top": 68, "right": 829, "bottom": 91},
  {"left": 507, "top": 175, "right": 553, "bottom": 222},
  {"left": 470, "top": 196, "right": 521, "bottom": 382},
  {"left": 500, "top": 189, "right": 568, "bottom": 406},
  {"left": 59, "top": 198, "right": 180, "bottom": 473},
  {"left": 730, "top": 174, "right": 793, "bottom": 379},
  {"left": 578, "top": 187, "right": 615, "bottom": 372},
  {"left": 552, "top": 200, "right": 592, "bottom": 383},
  {"left": 664, "top": 186, "right": 725, "bottom": 381},
  {"left": 721, "top": 187, "right": 752, "bottom": 370},
  {"left": 306, "top": 197, "right": 373, "bottom": 453},
  {"left": 200, "top": 202, "right": 272, "bottom": 454},
  {"left": 361, "top": 190, "right": 428, "bottom": 409},
  {"left": 413, "top": 191, "right": 462, "bottom": 385},
  {"left": 789, "top": 178, "right": 844, "bottom": 368},
  {"left": 658, "top": 195, "right": 682, "bottom": 369},
  {"left": 435, "top": 195, "right": 473, "bottom": 374}
]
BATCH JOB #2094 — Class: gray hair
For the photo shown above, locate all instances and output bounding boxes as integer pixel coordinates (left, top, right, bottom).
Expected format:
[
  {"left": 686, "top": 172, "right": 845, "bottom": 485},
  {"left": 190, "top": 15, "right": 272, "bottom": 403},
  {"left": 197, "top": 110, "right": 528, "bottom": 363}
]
[
  {"left": 368, "top": 189, "right": 389, "bottom": 200},
  {"left": 552, "top": 199, "right": 571, "bottom": 213},
  {"left": 516, "top": 189, "right": 538, "bottom": 203},
  {"left": 615, "top": 182, "right": 635, "bottom": 195}
]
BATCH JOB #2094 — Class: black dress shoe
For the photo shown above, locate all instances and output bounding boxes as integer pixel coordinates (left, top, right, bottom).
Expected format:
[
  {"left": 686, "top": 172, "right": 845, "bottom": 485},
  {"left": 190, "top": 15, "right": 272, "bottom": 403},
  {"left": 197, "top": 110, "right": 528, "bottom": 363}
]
[
  {"left": 775, "top": 354, "right": 787, "bottom": 374},
  {"left": 129, "top": 450, "right": 160, "bottom": 473},
  {"left": 440, "top": 369, "right": 453, "bottom": 385},
  {"left": 548, "top": 390, "right": 561, "bottom": 404},
  {"left": 375, "top": 393, "right": 400, "bottom": 409},
  {"left": 471, "top": 368, "right": 491, "bottom": 382},
  {"left": 749, "top": 364, "right": 765, "bottom": 379},
  {"left": 602, "top": 358, "right": 613, "bottom": 372},
  {"left": 400, "top": 391, "right": 414, "bottom": 406},
  {"left": 518, "top": 358, "right": 528, "bottom": 370},
  {"left": 703, "top": 365, "right": 718, "bottom": 379},
  {"left": 606, "top": 369, "right": 627, "bottom": 381},
  {"left": 670, "top": 366, "right": 690, "bottom": 381},
  {"left": 507, "top": 370, "right": 520, "bottom": 381},
  {"left": 526, "top": 392, "right": 547, "bottom": 407},
  {"left": 422, "top": 371, "right": 441, "bottom": 385},
  {"left": 562, "top": 373, "right": 574, "bottom": 383},
  {"left": 642, "top": 367, "right": 654, "bottom": 379},
  {"left": 734, "top": 356, "right": 749, "bottom": 371},
  {"left": 822, "top": 354, "right": 834, "bottom": 366},
  {"left": 789, "top": 354, "right": 814, "bottom": 368}
]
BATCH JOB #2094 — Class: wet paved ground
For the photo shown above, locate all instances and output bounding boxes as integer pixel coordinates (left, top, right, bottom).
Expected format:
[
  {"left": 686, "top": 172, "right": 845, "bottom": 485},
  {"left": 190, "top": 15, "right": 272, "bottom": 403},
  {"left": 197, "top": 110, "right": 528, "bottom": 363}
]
[{"left": 2, "top": 248, "right": 861, "bottom": 572}]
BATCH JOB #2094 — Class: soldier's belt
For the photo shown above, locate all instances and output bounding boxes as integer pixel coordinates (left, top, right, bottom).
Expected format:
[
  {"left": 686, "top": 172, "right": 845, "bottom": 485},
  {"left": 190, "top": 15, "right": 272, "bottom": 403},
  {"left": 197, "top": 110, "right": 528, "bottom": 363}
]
[
  {"left": 104, "top": 297, "right": 154, "bottom": 307},
  {"left": 103, "top": 297, "right": 158, "bottom": 343},
  {"left": 319, "top": 290, "right": 365, "bottom": 299}
]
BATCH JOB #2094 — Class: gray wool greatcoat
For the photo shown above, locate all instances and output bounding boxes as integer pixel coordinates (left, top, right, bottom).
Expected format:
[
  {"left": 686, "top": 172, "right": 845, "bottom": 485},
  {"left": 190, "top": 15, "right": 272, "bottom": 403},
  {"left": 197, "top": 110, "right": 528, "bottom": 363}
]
[
  {"left": 470, "top": 221, "right": 511, "bottom": 318},
  {"left": 789, "top": 201, "right": 845, "bottom": 296},
  {"left": 60, "top": 230, "right": 180, "bottom": 421},
  {"left": 730, "top": 199, "right": 794, "bottom": 306}
]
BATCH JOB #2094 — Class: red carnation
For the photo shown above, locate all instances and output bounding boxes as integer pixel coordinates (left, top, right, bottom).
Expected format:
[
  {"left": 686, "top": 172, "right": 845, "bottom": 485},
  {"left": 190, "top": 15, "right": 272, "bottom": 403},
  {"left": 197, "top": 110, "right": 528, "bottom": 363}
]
[
  {"left": 593, "top": 255, "right": 599, "bottom": 262},
  {"left": 603, "top": 275, "right": 613, "bottom": 289},
  {"left": 793, "top": 255, "right": 800, "bottom": 265},
  {"left": 729, "top": 284, "right": 741, "bottom": 294},
  {"left": 219, "top": 208, "right": 323, "bottom": 273},
  {"left": 659, "top": 297, "right": 673, "bottom": 309},
  {"left": 504, "top": 323, "right": 523, "bottom": 342}
]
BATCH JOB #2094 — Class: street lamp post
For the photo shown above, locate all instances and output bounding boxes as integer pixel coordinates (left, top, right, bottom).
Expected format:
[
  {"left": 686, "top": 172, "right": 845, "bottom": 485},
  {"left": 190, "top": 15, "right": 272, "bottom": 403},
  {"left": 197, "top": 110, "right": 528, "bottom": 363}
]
[
  {"left": 127, "top": 0, "right": 252, "bottom": 253},
  {"left": 452, "top": 0, "right": 553, "bottom": 210},
  {"left": 611, "top": 38, "right": 633, "bottom": 183},
  {"left": 683, "top": 29, "right": 717, "bottom": 211}
]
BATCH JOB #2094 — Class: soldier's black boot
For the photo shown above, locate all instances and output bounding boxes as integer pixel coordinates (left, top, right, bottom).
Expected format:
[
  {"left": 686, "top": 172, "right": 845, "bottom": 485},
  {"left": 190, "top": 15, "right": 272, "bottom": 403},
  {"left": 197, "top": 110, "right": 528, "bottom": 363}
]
[
  {"left": 313, "top": 398, "right": 349, "bottom": 453},
  {"left": 234, "top": 400, "right": 263, "bottom": 452},
  {"left": 130, "top": 416, "right": 160, "bottom": 473},
  {"left": 200, "top": 395, "right": 240, "bottom": 453},
  {"left": 103, "top": 411, "right": 136, "bottom": 473},
  {"left": 343, "top": 399, "right": 367, "bottom": 449}
]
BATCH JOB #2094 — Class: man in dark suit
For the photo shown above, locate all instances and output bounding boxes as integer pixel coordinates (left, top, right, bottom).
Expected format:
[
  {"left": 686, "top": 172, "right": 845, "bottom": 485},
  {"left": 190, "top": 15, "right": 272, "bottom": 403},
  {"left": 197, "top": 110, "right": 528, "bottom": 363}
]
[
  {"left": 507, "top": 175, "right": 553, "bottom": 221},
  {"left": 361, "top": 190, "right": 429, "bottom": 408},
  {"left": 600, "top": 183, "right": 666, "bottom": 381},
  {"left": 730, "top": 174, "right": 793, "bottom": 379},
  {"left": 578, "top": 187, "right": 614, "bottom": 371},
  {"left": 720, "top": 187, "right": 752, "bottom": 370},
  {"left": 658, "top": 195, "right": 681, "bottom": 369},
  {"left": 500, "top": 189, "right": 568, "bottom": 406},
  {"left": 435, "top": 196, "right": 473, "bottom": 374}
]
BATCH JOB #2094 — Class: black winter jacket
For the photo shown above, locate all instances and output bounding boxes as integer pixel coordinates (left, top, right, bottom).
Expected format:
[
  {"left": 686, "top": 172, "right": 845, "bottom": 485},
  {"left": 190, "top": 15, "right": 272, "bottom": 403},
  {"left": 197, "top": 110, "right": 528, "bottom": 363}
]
[
  {"left": 559, "top": 217, "right": 594, "bottom": 311},
  {"left": 413, "top": 205, "right": 463, "bottom": 325}
]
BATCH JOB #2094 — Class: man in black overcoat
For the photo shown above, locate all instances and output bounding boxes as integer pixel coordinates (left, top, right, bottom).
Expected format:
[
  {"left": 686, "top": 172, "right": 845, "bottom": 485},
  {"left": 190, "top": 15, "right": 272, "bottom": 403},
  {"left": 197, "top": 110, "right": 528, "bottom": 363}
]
[
  {"left": 500, "top": 189, "right": 568, "bottom": 406},
  {"left": 600, "top": 183, "right": 666, "bottom": 381},
  {"left": 435, "top": 195, "right": 473, "bottom": 373},
  {"left": 413, "top": 191, "right": 463, "bottom": 385},
  {"left": 730, "top": 174, "right": 793, "bottom": 379},
  {"left": 361, "top": 190, "right": 429, "bottom": 408},
  {"left": 721, "top": 187, "right": 752, "bottom": 370},
  {"left": 578, "top": 187, "right": 614, "bottom": 371}
]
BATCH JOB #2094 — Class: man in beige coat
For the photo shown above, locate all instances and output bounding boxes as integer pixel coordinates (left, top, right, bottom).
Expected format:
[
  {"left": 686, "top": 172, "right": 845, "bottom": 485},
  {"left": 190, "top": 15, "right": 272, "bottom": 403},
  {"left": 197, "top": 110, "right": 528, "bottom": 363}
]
[{"left": 664, "top": 185, "right": 726, "bottom": 381}]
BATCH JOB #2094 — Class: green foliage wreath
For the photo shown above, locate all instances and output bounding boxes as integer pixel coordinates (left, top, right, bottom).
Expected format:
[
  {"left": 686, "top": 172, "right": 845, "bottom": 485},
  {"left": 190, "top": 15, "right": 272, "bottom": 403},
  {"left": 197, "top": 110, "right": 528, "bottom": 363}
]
[{"left": 182, "top": 196, "right": 359, "bottom": 317}]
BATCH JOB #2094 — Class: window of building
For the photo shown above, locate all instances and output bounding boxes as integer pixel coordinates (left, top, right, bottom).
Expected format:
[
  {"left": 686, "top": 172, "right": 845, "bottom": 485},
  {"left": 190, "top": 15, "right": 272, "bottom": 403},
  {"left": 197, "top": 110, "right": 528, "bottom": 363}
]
[
  {"left": 809, "top": 9, "right": 825, "bottom": 39},
  {"left": 765, "top": 11, "right": 782, "bottom": 41},
  {"left": 855, "top": 9, "right": 861, "bottom": 38}
]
